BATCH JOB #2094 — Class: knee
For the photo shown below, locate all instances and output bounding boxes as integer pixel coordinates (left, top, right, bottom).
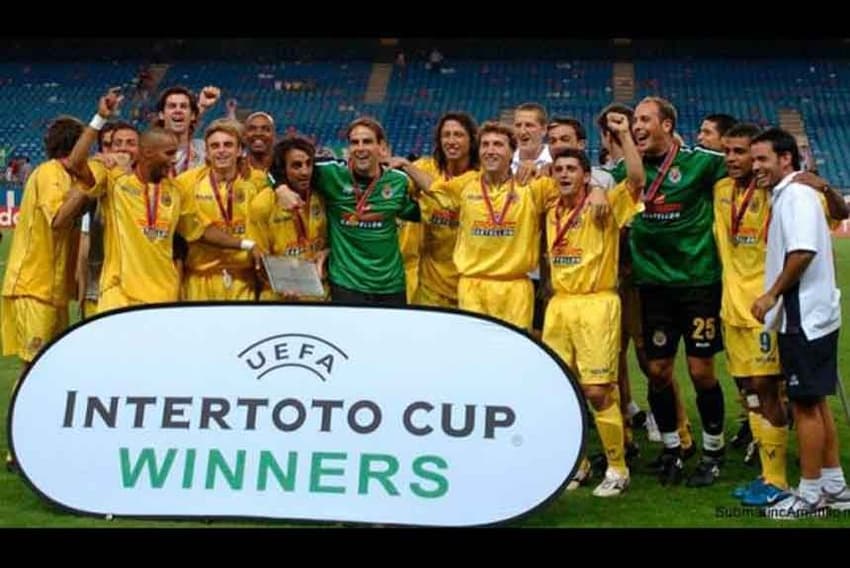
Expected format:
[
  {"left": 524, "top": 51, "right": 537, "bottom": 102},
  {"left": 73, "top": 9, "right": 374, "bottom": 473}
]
[
  {"left": 646, "top": 359, "right": 673, "bottom": 388},
  {"left": 688, "top": 359, "right": 716, "bottom": 389},
  {"left": 584, "top": 385, "right": 613, "bottom": 412}
]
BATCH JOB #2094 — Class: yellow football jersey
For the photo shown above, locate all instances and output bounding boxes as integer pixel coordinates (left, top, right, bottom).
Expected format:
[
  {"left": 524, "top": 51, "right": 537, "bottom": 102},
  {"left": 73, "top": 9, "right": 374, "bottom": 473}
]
[
  {"left": 547, "top": 182, "right": 642, "bottom": 295},
  {"left": 417, "top": 159, "right": 478, "bottom": 299},
  {"left": 180, "top": 166, "right": 260, "bottom": 273},
  {"left": 2, "top": 160, "right": 79, "bottom": 306},
  {"left": 434, "top": 172, "right": 558, "bottom": 279},
  {"left": 85, "top": 161, "right": 208, "bottom": 303},
  {"left": 714, "top": 177, "right": 837, "bottom": 328}
]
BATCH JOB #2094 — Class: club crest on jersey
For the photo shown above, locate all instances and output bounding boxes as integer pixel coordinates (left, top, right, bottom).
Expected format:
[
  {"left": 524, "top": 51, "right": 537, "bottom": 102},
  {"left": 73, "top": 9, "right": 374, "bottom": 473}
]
[
  {"left": 235, "top": 188, "right": 246, "bottom": 203},
  {"left": 667, "top": 166, "right": 681, "bottom": 184},
  {"left": 652, "top": 330, "right": 667, "bottom": 347},
  {"left": 381, "top": 185, "right": 393, "bottom": 199},
  {"left": 750, "top": 196, "right": 761, "bottom": 212},
  {"left": 160, "top": 191, "right": 172, "bottom": 207}
]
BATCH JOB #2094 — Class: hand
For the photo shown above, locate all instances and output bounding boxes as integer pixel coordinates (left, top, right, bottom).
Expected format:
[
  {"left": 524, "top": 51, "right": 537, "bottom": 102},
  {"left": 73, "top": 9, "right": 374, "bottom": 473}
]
[
  {"left": 93, "top": 153, "right": 119, "bottom": 169},
  {"left": 198, "top": 85, "right": 221, "bottom": 110},
  {"left": 250, "top": 244, "right": 266, "bottom": 273},
  {"left": 751, "top": 292, "right": 777, "bottom": 324},
  {"left": 275, "top": 184, "right": 304, "bottom": 210},
  {"left": 514, "top": 160, "right": 538, "bottom": 185},
  {"left": 314, "top": 248, "right": 330, "bottom": 281},
  {"left": 606, "top": 112, "right": 631, "bottom": 135},
  {"left": 389, "top": 156, "right": 410, "bottom": 170},
  {"left": 98, "top": 87, "right": 124, "bottom": 118},
  {"left": 792, "top": 171, "right": 828, "bottom": 193},
  {"left": 587, "top": 186, "right": 611, "bottom": 226}
]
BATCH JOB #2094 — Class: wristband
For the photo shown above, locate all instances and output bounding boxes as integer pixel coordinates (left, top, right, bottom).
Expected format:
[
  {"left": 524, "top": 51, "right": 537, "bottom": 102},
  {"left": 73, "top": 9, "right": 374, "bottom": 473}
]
[{"left": 89, "top": 114, "right": 107, "bottom": 131}]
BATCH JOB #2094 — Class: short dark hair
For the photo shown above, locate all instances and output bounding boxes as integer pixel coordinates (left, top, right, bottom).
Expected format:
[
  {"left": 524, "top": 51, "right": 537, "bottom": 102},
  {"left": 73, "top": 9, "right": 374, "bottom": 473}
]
[
  {"left": 346, "top": 117, "right": 386, "bottom": 145},
  {"left": 433, "top": 111, "right": 480, "bottom": 174},
  {"left": 547, "top": 116, "right": 586, "bottom": 142},
  {"left": 479, "top": 121, "right": 518, "bottom": 153},
  {"left": 155, "top": 86, "right": 200, "bottom": 127},
  {"left": 751, "top": 127, "right": 801, "bottom": 171},
  {"left": 703, "top": 113, "right": 738, "bottom": 137},
  {"left": 551, "top": 147, "right": 592, "bottom": 174},
  {"left": 269, "top": 135, "right": 317, "bottom": 188},
  {"left": 44, "top": 115, "right": 84, "bottom": 159},
  {"left": 724, "top": 122, "right": 762, "bottom": 141}
]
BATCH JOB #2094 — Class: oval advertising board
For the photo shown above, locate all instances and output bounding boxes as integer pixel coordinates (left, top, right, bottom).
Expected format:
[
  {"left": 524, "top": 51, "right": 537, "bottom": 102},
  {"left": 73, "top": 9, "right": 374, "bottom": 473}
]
[{"left": 9, "top": 304, "right": 585, "bottom": 527}]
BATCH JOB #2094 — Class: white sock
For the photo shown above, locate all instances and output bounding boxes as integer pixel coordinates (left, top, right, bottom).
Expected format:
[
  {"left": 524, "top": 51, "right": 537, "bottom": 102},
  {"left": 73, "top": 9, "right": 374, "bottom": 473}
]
[
  {"left": 627, "top": 401, "right": 641, "bottom": 418},
  {"left": 661, "top": 432, "right": 681, "bottom": 450},
  {"left": 799, "top": 477, "right": 823, "bottom": 504},
  {"left": 702, "top": 431, "right": 725, "bottom": 452},
  {"left": 821, "top": 467, "right": 847, "bottom": 493}
]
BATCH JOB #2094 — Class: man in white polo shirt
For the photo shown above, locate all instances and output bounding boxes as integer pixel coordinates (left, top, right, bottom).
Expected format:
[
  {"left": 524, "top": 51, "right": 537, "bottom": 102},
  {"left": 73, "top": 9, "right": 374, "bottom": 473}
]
[{"left": 750, "top": 127, "right": 848, "bottom": 519}]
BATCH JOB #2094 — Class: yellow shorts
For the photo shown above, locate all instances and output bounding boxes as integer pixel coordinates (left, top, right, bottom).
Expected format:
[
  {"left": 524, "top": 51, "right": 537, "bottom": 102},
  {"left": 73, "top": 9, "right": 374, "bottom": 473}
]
[
  {"left": 412, "top": 283, "right": 458, "bottom": 309},
  {"left": 97, "top": 285, "right": 145, "bottom": 314},
  {"left": 619, "top": 281, "right": 642, "bottom": 349},
  {"left": 182, "top": 270, "right": 256, "bottom": 302},
  {"left": 404, "top": 258, "right": 419, "bottom": 304},
  {"left": 542, "top": 291, "right": 621, "bottom": 386},
  {"left": 1, "top": 296, "right": 69, "bottom": 362},
  {"left": 723, "top": 323, "right": 781, "bottom": 378},
  {"left": 458, "top": 276, "right": 533, "bottom": 331}
]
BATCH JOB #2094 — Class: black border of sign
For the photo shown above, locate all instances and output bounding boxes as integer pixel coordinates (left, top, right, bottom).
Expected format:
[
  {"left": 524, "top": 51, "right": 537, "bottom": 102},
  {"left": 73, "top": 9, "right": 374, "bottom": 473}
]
[{"left": 7, "top": 301, "right": 588, "bottom": 528}]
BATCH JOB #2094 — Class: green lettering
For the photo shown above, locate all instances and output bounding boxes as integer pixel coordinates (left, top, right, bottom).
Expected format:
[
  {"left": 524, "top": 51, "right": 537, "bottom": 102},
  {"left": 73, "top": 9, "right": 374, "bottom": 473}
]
[
  {"left": 410, "top": 455, "right": 449, "bottom": 498},
  {"left": 358, "top": 454, "right": 400, "bottom": 496},
  {"left": 309, "top": 452, "right": 347, "bottom": 494}
]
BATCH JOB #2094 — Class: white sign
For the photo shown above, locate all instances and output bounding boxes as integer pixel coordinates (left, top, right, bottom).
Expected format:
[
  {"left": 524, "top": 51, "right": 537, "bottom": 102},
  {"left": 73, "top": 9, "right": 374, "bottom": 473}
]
[{"left": 10, "top": 305, "right": 585, "bottom": 527}]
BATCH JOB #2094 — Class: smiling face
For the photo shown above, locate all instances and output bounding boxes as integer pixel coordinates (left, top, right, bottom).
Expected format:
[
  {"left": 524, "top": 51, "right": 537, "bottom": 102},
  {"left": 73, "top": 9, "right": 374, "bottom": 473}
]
[
  {"left": 348, "top": 125, "right": 380, "bottom": 177},
  {"left": 245, "top": 114, "right": 275, "bottom": 156},
  {"left": 514, "top": 109, "right": 545, "bottom": 157},
  {"left": 159, "top": 93, "right": 195, "bottom": 136},
  {"left": 633, "top": 100, "right": 673, "bottom": 156}
]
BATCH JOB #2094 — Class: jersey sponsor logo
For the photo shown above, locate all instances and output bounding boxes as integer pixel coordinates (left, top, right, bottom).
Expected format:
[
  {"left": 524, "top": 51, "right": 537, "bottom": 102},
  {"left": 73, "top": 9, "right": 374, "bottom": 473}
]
[
  {"left": 643, "top": 201, "right": 683, "bottom": 221},
  {"left": 652, "top": 330, "right": 667, "bottom": 347},
  {"left": 429, "top": 209, "right": 459, "bottom": 228},
  {"left": 471, "top": 220, "right": 517, "bottom": 237},
  {"left": 340, "top": 212, "right": 384, "bottom": 229},
  {"left": 732, "top": 227, "right": 759, "bottom": 246},
  {"left": 552, "top": 246, "right": 583, "bottom": 266},
  {"left": 117, "top": 182, "right": 142, "bottom": 196},
  {"left": 284, "top": 239, "right": 323, "bottom": 257},
  {"left": 667, "top": 166, "right": 682, "bottom": 184}
]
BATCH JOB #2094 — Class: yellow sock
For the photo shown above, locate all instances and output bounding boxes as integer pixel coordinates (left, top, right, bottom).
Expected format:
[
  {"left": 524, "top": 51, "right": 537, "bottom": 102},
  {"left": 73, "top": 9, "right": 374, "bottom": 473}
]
[
  {"left": 594, "top": 402, "right": 627, "bottom": 476},
  {"left": 759, "top": 416, "right": 788, "bottom": 490},
  {"left": 748, "top": 411, "right": 762, "bottom": 446}
]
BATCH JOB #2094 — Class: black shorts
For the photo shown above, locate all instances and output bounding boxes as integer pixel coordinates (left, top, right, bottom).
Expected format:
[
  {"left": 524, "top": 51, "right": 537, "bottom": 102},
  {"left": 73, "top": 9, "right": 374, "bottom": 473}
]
[
  {"left": 330, "top": 282, "right": 406, "bottom": 307},
  {"left": 639, "top": 283, "right": 723, "bottom": 360},
  {"left": 778, "top": 329, "right": 839, "bottom": 400}
]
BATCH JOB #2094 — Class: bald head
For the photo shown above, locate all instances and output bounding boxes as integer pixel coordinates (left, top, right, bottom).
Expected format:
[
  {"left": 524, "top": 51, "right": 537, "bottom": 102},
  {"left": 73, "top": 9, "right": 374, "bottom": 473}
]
[{"left": 138, "top": 128, "right": 179, "bottom": 182}]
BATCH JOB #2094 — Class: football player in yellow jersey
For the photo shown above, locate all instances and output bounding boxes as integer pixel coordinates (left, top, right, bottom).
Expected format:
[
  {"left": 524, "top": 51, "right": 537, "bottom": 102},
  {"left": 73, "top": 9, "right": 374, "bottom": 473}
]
[
  {"left": 253, "top": 135, "right": 329, "bottom": 302},
  {"left": 391, "top": 112, "right": 480, "bottom": 308},
  {"left": 66, "top": 91, "right": 264, "bottom": 313},
  {"left": 544, "top": 112, "right": 644, "bottom": 497},
  {"left": 718, "top": 123, "right": 849, "bottom": 506},
  {"left": 180, "top": 119, "right": 263, "bottom": 302},
  {"left": 383, "top": 140, "right": 422, "bottom": 303},
  {"left": 243, "top": 111, "right": 276, "bottom": 172},
  {"left": 76, "top": 121, "right": 139, "bottom": 320},
  {"left": 1, "top": 115, "right": 96, "bottom": 471},
  {"left": 421, "top": 122, "right": 555, "bottom": 330}
]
